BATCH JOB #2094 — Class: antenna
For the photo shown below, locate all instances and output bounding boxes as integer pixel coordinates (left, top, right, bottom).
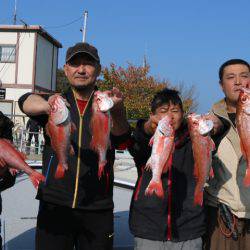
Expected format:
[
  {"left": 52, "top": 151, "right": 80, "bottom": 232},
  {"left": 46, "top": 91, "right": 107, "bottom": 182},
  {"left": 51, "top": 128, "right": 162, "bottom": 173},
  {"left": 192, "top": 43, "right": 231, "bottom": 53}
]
[
  {"left": 20, "top": 19, "right": 28, "bottom": 27},
  {"left": 82, "top": 11, "right": 88, "bottom": 42},
  {"left": 143, "top": 43, "right": 148, "bottom": 68},
  {"left": 13, "top": 0, "right": 17, "bottom": 25}
]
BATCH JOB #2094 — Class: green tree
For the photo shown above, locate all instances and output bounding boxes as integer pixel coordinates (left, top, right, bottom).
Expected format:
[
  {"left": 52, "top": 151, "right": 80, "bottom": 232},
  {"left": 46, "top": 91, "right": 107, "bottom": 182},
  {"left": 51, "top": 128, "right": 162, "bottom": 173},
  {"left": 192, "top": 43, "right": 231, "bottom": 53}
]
[{"left": 56, "top": 68, "right": 69, "bottom": 93}]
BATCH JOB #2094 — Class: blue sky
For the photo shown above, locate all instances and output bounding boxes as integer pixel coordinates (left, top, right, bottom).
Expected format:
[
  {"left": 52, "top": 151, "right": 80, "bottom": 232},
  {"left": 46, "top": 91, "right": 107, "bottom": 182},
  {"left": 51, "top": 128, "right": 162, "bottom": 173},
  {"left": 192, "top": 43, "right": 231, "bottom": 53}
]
[{"left": 1, "top": 0, "right": 250, "bottom": 113}]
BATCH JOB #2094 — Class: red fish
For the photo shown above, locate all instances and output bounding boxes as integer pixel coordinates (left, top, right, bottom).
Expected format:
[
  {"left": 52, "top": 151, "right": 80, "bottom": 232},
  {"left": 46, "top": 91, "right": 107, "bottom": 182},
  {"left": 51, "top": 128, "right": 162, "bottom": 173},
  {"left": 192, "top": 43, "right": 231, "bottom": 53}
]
[
  {"left": 0, "top": 139, "right": 45, "bottom": 188},
  {"left": 187, "top": 113, "right": 215, "bottom": 206},
  {"left": 145, "top": 115, "right": 175, "bottom": 198},
  {"left": 90, "top": 91, "right": 112, "bottom": 179},
  {"left": 236, "top": 87, "right": 250, "bottom": 187},
  {"left": 46, "top": 95, "right": 75, "bottom": 179}
]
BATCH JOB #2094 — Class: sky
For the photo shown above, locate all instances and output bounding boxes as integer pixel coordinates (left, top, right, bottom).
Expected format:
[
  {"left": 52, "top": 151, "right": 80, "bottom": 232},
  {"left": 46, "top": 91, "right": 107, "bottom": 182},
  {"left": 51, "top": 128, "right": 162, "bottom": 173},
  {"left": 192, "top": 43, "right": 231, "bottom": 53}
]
[{"left": 1, "top": 0, "right": 250, "bottom": 113}]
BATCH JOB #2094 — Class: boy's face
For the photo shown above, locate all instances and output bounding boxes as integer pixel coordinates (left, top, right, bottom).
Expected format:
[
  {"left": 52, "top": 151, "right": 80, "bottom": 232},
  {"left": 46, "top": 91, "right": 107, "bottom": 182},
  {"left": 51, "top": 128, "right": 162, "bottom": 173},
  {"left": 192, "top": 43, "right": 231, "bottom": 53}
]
[{"left": 153, "top": 102, "right": 184, "bottom": 131}]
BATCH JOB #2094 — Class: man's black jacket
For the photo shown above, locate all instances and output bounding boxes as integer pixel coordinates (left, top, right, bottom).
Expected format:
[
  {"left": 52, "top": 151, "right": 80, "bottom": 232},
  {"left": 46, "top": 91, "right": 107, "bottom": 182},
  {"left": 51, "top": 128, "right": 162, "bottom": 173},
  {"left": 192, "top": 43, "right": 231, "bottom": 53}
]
[
  {"left": 128, "top": 120, "right": 206, "bottom": 242},
  {"left": 18, "top": 88, "right": 129, "bottom": 210}
]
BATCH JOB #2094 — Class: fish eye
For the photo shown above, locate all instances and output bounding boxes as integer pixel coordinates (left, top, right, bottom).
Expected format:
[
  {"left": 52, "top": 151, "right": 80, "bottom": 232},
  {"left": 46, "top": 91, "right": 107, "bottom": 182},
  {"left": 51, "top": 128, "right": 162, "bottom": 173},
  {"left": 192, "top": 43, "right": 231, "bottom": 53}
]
[{"left": 241, "top": 95, "right": 248, "bottom": 103}]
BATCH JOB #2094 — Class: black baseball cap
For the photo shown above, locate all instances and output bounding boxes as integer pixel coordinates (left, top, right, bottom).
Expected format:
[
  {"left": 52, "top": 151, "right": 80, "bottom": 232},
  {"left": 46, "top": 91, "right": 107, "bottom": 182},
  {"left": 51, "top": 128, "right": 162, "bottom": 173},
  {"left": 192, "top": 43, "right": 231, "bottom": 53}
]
[{"left": 65, "top": 42, "right": 100, "bottom": 63}]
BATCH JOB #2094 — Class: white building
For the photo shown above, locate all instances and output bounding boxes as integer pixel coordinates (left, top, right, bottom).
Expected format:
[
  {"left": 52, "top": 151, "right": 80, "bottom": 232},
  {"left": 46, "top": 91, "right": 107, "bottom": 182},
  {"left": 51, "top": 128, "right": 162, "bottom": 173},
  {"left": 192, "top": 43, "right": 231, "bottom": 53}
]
[{"left": 0, "top": 25, "right": 62, "bottom": 119}]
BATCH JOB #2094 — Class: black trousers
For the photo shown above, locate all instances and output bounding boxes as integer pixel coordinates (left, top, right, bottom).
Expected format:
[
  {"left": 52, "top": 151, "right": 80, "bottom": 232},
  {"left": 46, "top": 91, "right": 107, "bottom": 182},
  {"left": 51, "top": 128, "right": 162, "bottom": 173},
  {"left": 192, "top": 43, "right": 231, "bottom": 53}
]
[{"left": 35, "top": 202, "right": 114, "bottom": 250}]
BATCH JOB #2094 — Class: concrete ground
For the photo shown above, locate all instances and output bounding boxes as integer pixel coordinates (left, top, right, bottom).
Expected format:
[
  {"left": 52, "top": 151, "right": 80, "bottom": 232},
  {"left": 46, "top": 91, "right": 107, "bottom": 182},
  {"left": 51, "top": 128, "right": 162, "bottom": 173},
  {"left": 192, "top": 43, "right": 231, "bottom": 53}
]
[{"left": 1, "top": 150, "right": 136, "bottom": 250}]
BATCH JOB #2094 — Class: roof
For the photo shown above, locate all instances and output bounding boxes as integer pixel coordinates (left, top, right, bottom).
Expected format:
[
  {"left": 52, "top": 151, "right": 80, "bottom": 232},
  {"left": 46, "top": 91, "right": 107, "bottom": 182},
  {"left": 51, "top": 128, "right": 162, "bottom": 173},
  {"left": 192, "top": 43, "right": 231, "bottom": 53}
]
[{"left": 0, "top": 25, "right": 62, "bottom": 48}]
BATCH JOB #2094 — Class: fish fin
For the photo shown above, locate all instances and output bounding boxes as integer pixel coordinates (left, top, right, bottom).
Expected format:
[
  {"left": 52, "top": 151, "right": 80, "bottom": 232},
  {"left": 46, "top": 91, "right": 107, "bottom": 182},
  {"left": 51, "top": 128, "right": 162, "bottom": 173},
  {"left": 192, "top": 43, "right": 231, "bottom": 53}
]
[
  {"left": 69, "top": 145, "right": 75, "bottom": 156},
  {"left": 243, "top": 168, "right": 250, "bottom": 187},
  {"left": 145, "top": 180, "right": 164, "bottom": 199},
  {"left": 55, "top": 163, "right": 67, "bottom": 179},
  {"left": 209, "top": 167, "right": 214, "bottom": 179},
  {"left": 29, "top": 171, "right": 45, "bottom": 189},
  {"left": 240, "top": 140, "right": 247, "bottom": 160},
  {"left": 211, "top": 139, "right": 216, "bottom": 151},
  {"left": 193, "top": 164, "right": 199, "bottom": 178},
  {"left": 148, "top": 136, "right": 154, "bottom": 147},
  {"left": 98, "top": 161, "right": 107, "bottom": 179},
  {"left": 194, "top": 186, "right": 203, "bottom": 206},
  {"left": 163, "top": 151, "right": 173, "bottom": 173}
]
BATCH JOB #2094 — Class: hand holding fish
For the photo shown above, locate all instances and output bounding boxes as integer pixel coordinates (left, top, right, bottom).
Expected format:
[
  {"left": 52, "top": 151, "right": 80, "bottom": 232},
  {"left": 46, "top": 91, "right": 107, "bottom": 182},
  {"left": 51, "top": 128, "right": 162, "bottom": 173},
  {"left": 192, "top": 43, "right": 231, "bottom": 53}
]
[
  {"left": 90, "top": 91, "right": 112, "bottom": 178},
  {"left": 187, "top": 114, "right": 215, "bottom": 206},
  {"left": 144, "top": 113, "right": 165, "bottom": 135},
  {"left": 107, "top": 87, "right": 124, "bottom": 112},
  {"left": 46, "top": 95, "right": 75, "bottom": 179},
  {"left": 236, "top": 87, "right": 250, "bottom": 186},
  {"left": 203, "top": 113, "right": 223, "bottom": 135},
  {"left": 104, "top": 88, "right": 129, "bottom": 136},
  {"left": 9, "top": 168, "right": 18, "bottom": 176},
  {"left": 145, "top": 115, "right": 175, "bottom": 198},
  {"left": 0, "top": 139, "right": 45, "bottom": 188}
]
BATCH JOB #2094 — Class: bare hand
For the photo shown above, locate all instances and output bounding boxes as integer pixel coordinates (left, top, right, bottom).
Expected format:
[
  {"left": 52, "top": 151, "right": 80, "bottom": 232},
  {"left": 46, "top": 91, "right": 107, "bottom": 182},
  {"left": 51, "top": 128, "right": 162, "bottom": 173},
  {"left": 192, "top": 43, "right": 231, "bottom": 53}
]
[
  {"left": 105, "top": 87, "right": 125, "bottom": 113},
  {"left": 9, "top": 168, "right": 18, "bottom": 176},
  {"left": 203, "top": 113, "right": 223, "bottom": 135},
  {"left": 48, "top": 94, "right": 70, "bottom": 113},
  {"left": 144, "top": 114, "right": 163, "bottom": 135}
]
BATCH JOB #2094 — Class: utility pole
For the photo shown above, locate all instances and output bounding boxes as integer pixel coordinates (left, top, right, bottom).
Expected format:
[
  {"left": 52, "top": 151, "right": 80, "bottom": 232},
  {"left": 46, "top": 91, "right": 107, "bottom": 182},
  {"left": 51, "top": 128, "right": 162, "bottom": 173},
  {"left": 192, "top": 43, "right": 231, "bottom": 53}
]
[
  {"left": 13, "top": 0, "right": 17, "bottom": 25},
  {"left": 82, "top": 10, "right": 88, "bottom": 42}
]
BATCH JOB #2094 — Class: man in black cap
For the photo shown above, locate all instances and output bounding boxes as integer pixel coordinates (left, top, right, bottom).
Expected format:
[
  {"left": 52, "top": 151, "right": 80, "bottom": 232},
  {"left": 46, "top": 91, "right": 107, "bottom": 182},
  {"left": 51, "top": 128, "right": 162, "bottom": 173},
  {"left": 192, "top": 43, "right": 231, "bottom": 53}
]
[{"left": 18, "top": 42, "right": 130, "bottom": 250}]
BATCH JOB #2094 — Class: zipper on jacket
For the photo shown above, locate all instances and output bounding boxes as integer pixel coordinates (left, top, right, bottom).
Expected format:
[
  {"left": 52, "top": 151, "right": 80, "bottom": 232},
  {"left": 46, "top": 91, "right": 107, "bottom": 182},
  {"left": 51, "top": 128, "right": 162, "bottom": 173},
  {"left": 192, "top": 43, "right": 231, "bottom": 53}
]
[
  {"left": 72, "top": 90, "right": 94, "bottom": 208},
  {"left": 167, "top": 165, "right": 172, "bottom": 240},
  {"left": 72, "top": 115, "right": 83, "bottom": 208}
]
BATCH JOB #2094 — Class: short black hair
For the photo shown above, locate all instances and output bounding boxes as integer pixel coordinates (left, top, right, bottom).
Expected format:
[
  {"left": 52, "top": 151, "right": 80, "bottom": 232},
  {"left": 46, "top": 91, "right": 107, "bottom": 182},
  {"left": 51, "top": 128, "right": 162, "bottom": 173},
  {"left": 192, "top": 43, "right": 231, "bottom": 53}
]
[
  {"left": 219, "top": 59, "right": 250, "bottom": 81},
  {"left": 151, "top": 88, "right": 183, "bottom": 113}
]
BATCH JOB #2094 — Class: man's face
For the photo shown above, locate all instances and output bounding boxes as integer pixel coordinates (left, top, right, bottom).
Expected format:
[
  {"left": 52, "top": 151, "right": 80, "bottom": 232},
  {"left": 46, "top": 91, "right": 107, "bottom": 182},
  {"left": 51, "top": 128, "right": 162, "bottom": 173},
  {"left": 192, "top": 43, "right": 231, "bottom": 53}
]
[
  {"left": 220, "top": 64, "right": 250, "bottom": 104},
  {"left": 64, "top": 54, "right": 101, "bottom": 90},
  {"left": 153, "top": 102, "right": 184, "bottom": 131}
]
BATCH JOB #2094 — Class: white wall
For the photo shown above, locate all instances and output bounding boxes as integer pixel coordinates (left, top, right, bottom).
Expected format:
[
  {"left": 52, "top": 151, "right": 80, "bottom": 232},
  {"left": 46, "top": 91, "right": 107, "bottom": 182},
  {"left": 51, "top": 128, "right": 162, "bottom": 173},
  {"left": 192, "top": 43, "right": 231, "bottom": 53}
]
[
  {"left": 0, "top": 30, "right": 59, "bottom": 91},
  {"left": 5, "top": 88, "right": 31, "bottom": 101},
  {"left": 5, "top": 88, "right": 32, "bottom": 118},
  {"left": 17, "top": 32, "right": 35, "bottom": 85},
  {"left": 0, "top": 32, "right": 17, "bottom": 43},
  {"left": 0, "top": 32, "right": 17, "bottom": 84},
  {"left": 35, "top": 34, "right": 54, "bottom": 89},
  {"left": 0, "top": 63, "right": 16, "bottom": 83}
]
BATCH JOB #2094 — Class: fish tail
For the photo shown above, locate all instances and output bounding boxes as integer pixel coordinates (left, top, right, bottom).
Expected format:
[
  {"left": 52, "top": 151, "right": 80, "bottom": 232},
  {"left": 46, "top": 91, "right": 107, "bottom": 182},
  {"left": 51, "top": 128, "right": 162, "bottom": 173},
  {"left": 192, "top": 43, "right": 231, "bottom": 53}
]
[
  {"left": 98, "top": 161, "right": 107, "bottom": 179},
  {"left": 145, "top": 180, "right": 164, "bottom": 199},
  {"left": 209, "top": 167, "right": 214, "bottom": 179},
  {"left": 194, "top": 186, "right": 203, "bottom": 206},
  {"left": 243, "top": 168, "right": 250, "bottom": 187},
  {"left": 55, "top": 163, "right": 67, "bottom": 179},
  {"left": 29, "top": 171, "right": 45, "bottom": 189}
]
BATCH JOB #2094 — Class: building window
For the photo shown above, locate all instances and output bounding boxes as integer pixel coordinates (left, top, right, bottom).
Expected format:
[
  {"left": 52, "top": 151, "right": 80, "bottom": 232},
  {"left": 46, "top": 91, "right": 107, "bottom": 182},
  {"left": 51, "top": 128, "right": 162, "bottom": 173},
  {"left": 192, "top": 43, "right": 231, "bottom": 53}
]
[{"left": 0, "top": 45, "right": 16, "bottom": 63}]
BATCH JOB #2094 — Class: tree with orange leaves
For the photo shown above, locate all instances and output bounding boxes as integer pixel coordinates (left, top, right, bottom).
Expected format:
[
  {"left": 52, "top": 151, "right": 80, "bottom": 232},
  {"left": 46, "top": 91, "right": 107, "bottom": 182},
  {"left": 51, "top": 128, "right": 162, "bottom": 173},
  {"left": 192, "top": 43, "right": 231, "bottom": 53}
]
[{"left": 97, "top": 63, "right": 197, "bottom": 119}]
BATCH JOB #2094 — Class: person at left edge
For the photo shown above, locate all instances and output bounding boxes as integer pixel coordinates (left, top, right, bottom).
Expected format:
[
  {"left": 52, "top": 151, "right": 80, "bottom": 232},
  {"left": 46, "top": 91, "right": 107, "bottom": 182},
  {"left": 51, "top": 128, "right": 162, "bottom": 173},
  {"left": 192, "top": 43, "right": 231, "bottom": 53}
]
[
  {"left": 18, "top": 42, "right": 130, "bottom": 250},
  {"left": 0, "top": 111, "right": 16, "bottom": 250}
]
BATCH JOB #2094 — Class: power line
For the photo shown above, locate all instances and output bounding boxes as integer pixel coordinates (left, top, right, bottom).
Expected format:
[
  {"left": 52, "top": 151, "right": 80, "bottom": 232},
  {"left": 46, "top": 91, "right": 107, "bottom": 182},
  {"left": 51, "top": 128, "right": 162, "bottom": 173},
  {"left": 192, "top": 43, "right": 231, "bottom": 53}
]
[{"left": 44, "top": 16, "right": 82, "bottom": 29}]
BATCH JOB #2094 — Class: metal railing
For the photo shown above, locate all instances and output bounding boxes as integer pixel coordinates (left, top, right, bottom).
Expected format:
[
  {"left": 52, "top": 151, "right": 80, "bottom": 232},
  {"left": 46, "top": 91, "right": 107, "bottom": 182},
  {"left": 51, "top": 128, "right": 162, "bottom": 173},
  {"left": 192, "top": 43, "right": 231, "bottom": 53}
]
[{"left": 13, "top": 126, "right": 44, "bottom": 156}]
